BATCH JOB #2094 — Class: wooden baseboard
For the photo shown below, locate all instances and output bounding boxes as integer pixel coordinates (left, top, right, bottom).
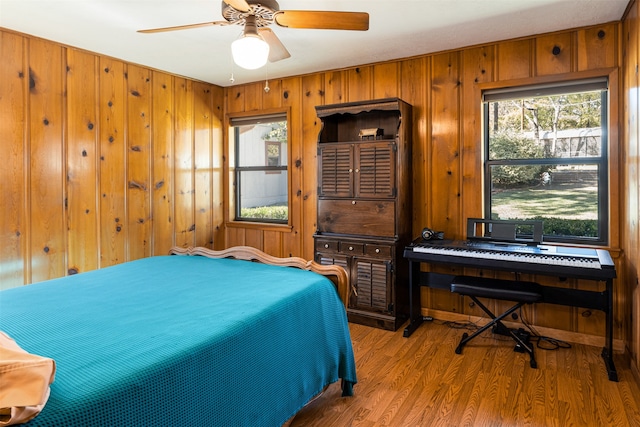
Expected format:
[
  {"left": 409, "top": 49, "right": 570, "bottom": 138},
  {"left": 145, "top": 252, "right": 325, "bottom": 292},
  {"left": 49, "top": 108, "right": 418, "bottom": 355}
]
[
  {"left": 422, "top": 308, "right": 625, "bottom": 352},
  {"left": 631, "top": 356, "right": 640, "bottom": 385}
]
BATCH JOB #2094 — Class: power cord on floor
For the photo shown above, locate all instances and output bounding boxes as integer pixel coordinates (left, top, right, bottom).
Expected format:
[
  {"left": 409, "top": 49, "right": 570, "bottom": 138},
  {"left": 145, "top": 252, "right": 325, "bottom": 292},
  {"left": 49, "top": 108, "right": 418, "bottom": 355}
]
[
  {"left": 519, "top": 308, "right": 572, "bottom": 351},
  {"left": 438, "top": 307, "right": 573, "bottom": 351},
  {"left": 442, "top": 320, "right": 479, "bottom": 332}
]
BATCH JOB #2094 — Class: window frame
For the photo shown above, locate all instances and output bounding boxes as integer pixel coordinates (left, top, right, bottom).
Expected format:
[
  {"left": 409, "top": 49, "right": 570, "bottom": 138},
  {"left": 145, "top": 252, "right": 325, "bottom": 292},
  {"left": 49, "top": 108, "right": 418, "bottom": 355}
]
[
  {"left": 482, "top": 77, "right": 610, "bottom": 246},
  {"left": 228, "top": 110, "right": 290, "bottom": 225}
]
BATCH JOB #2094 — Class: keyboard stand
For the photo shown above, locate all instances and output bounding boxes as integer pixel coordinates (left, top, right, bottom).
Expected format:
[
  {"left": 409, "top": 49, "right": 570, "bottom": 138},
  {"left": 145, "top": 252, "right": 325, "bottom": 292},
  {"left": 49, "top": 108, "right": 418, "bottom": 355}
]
[{"left": 402, "top": 255, "right": 618, "bottom": 382}]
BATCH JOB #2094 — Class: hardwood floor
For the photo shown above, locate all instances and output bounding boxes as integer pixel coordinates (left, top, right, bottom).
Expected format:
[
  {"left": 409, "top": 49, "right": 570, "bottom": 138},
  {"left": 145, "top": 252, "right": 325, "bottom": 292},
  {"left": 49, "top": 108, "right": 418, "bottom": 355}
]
[{"left": 291, "top": 321, "right": 640, "bottom": 426}]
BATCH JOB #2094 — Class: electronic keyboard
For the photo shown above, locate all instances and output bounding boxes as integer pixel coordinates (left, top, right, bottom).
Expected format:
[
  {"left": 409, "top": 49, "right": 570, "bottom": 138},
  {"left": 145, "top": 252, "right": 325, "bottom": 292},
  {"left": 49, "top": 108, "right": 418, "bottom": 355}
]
[{"left": 405, "top": 239, "right": 616, "bottom": 280}]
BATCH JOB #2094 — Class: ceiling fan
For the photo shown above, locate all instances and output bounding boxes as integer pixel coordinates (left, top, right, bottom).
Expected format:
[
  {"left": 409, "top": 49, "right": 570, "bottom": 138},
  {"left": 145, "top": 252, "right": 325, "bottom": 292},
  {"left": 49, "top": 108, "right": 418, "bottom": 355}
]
[{"left": 138, "top": 0, "right": 369, "bottom": 70}]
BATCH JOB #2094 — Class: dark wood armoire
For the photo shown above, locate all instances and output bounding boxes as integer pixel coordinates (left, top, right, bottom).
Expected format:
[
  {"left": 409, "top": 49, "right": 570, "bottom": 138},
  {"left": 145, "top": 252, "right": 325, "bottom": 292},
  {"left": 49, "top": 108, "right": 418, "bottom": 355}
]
[{"left": 314, "top": 98, "right": 412, "bottom": 330}]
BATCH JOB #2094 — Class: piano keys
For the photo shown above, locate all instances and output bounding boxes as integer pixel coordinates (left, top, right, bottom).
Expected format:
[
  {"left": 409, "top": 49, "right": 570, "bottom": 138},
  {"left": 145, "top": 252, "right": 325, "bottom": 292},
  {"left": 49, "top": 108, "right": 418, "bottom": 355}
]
[{"left": 409, "top": 239, "right": 615, "bottom": 279}]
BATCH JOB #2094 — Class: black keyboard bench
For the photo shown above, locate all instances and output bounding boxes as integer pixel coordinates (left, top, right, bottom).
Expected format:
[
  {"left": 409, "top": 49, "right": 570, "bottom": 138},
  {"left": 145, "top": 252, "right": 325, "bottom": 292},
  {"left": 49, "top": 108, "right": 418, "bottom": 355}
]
[{"left": 450, "top": 275, "right": 542, "bottom": 368}]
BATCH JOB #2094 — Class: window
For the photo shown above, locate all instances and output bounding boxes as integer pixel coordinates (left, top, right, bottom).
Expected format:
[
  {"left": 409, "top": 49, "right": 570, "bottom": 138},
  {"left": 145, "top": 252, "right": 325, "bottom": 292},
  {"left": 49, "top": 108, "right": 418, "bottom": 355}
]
[
  {"left": 483, "top": 78, "right": 609, "bottom": 245},
  {"left": 265, "top": 141, "right": 282, "bottom": 168},
  {"left": 231, "top": 113, "right": 288, "bottom": 223}
]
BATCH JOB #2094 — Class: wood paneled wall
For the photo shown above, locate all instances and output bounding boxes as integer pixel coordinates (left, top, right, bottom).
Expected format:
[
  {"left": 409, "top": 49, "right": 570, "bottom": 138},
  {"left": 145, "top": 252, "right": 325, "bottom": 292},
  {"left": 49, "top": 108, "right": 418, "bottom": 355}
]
[
  {"left": 622, "top": 0, "right": 640, "bottom": 379},
  {"left": 1, "top": 16, "right": 637, "bottom": 374},
  {"left": 221, "top": 22, "right": 633, "bottom": 353},
  {"left": 0, "top": 30, "right": 224, "bottom": 289}
]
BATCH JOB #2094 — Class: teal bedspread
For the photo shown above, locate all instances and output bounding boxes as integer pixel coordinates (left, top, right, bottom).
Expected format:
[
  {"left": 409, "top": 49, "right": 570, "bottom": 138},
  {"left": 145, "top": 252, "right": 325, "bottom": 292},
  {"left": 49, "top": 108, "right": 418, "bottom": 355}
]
[{"left": 0, "top": 255, "right": 357, "bottom": 426}]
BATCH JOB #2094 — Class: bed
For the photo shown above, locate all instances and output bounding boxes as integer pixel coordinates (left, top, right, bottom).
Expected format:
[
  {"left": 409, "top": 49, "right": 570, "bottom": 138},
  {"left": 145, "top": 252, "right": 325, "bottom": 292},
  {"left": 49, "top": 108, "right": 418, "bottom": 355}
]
[{"left": 0, "top": 246, "right": 356, "bottom": 426}]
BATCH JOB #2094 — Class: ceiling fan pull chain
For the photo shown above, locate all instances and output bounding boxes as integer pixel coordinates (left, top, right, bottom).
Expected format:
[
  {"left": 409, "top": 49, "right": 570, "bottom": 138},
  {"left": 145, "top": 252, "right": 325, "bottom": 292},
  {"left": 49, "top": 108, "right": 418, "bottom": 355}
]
[{"left": 229, "top": 59, "right": 235, "bottom": 84}]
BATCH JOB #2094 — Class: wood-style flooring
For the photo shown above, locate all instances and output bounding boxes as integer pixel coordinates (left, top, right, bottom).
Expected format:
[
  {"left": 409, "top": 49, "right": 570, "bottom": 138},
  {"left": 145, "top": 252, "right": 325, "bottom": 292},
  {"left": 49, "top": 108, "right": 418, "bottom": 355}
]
[{"left": 291, "top": 320, "right": 640, "bottom": 426}]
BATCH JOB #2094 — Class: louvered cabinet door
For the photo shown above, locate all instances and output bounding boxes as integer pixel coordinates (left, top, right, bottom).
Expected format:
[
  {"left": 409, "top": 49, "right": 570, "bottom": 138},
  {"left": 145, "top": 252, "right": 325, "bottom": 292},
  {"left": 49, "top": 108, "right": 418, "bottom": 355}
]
[
  {"left": 314, "top": 237, "right": 350, "bottom": 285},
  {"left": 317, "top": 254, "right": 349, "bottom": 273},
  {"left": 351, "top": 258, "right": 392, "bottom": 314},
  {"left": 318, "top": 144, "right": 353, "bottom": 197},
  {"left": 354, "top": 142, "right": 396, "bottom": 198}
]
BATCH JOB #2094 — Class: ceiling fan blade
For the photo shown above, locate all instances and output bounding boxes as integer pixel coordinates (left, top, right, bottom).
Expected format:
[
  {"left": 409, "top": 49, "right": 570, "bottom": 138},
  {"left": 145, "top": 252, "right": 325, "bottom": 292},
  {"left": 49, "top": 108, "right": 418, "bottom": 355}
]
[
  {"left": 259, "top": 28, "right": 291, "bottom": 62},
  {"left": 223, "top": 0, "right": 251, "bottom": 13},
  {"left": 138, "top": 21, "right": 228, "bottom": 33},
  {"left": 273, "top": 11, "right": 369, "bottom": 31}
]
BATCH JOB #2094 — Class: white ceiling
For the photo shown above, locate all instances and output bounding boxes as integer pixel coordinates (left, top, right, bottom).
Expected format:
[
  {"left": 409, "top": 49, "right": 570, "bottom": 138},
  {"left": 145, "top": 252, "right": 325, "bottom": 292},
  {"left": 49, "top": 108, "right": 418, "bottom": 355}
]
[{"left": 0, "top": 0, "right": 629, "bottom": 87}]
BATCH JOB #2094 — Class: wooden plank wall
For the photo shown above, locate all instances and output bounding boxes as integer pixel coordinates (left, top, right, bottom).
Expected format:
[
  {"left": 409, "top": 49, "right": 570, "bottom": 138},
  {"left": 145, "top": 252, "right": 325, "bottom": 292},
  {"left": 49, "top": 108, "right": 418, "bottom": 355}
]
[
  {"left": 0, "top": 17, "right": 637, "bottom": 372},
  {"left": 623, "top": 0, "right": 640, "bottom": 379},
  {"left": 0, "top": 30, "right": 224, "bottom": 289},
  {"left": 221, "top": 22, "right": 634, "bottom": 350}
]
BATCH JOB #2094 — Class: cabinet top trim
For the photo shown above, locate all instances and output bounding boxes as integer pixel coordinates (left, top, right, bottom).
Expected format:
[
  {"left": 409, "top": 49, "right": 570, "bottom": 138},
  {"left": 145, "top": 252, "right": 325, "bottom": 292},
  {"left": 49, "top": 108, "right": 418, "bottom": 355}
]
[{"left": 315, "top": 98, "right": 410, "bottom": 118}]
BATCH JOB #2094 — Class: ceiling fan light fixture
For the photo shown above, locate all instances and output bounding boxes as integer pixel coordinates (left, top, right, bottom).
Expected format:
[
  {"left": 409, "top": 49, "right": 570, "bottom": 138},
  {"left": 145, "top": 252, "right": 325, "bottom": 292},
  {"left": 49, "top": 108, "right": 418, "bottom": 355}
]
[
  {"left": 231, "top": 32, "right": 270, "bottom": 70},
  {"left": 139, "top": 1, "right": 369, "bottom": 72}
]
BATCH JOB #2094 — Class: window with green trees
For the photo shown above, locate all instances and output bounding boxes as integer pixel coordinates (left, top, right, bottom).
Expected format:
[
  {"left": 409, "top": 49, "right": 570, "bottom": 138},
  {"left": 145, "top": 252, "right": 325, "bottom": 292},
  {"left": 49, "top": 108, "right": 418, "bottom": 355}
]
[{"left": 483, "top": 78, "right": 609, "bottom": 245}]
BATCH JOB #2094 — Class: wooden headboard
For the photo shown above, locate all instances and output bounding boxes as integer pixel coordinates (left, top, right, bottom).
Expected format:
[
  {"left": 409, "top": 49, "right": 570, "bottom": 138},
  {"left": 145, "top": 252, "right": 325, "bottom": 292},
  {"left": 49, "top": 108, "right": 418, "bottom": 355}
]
[{"left": 169, "top": 246, "right": 350, "bottom": 307}]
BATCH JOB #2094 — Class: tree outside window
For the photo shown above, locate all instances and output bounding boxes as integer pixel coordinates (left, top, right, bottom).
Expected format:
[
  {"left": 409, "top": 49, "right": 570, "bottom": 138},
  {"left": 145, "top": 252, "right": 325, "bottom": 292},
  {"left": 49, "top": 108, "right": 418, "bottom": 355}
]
[{"left": 483, "top": 78, "right": 609, "bottom": 245}]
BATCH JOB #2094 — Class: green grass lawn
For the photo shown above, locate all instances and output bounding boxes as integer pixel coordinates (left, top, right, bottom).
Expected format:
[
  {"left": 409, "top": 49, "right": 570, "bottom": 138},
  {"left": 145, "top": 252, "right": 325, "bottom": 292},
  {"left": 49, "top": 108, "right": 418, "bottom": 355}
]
[
  {"left": 492, "top": 183, "right": 599, "bottom": 237},
  {"left": 240, "top": 205, "right": 288, "bottom": 220},
  {"left": 492, "top": 183, "right": 598, "bottom": 220}
]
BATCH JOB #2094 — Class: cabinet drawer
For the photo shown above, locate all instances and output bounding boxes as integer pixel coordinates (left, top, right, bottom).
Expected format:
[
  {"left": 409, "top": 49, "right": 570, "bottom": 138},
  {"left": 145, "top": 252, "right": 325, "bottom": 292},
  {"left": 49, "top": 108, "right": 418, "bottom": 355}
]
[
  {"left": 317, "top": 199, "right": 395, "bottom": 237},
  {"left": 315, "top": 239, "right": 339, "bottom": 253},
  {"left": 365, "top": 244, "right": 392, "bottom": 258},
  {"left": 339, "top": 242, "right": 364, "bottom": 255}
]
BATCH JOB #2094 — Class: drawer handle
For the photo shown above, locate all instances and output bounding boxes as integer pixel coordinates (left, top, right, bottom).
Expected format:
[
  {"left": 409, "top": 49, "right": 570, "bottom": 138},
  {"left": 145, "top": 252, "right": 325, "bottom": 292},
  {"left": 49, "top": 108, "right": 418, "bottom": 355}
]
[
  {"left": 348, "top": 246, "right": 354, "bottom": 251},
  {"left": 349, "top": 168, "right": 353, "bottom": 173},
  {"left": 352, "top": 200, "right": 356, "bottom": 205},
  {"left": 375, "top": 248, "right": 380, "bottom": 253},
  {"left": 355, "top": 168, "right": 359, "bottom": 173},
  {"left": 324, "top": 244, "right": 329, "bottom": 249}
]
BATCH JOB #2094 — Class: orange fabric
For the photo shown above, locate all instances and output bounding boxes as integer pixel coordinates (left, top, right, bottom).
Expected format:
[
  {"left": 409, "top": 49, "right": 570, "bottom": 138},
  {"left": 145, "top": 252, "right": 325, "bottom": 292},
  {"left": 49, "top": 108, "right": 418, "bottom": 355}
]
[{"left": 0, "top": 331, "right": 55, "bottom": 426}]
